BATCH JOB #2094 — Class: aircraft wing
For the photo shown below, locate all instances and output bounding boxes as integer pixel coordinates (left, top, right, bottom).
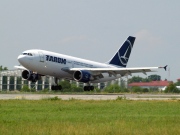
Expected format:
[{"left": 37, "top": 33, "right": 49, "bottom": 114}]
[
  {"left": 14, "top": 65, "right": 27, "bottom": 70},
  {"left": 69, "top": 66, "right": 167, "bottom": 77}
]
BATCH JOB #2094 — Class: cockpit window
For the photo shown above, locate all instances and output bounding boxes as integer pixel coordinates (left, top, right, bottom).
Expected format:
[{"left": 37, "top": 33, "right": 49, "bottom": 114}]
[
  {"left": 22, "top": 53, "right": 33, "bottom": 56},
  {"left": 28, "top": 53, "right": 33, "bottom": 56}
]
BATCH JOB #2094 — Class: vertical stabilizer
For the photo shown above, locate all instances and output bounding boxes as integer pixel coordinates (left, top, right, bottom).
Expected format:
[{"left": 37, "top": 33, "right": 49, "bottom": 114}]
[{"left": 108, "top": 36, "right": 136, "bottom": 67}]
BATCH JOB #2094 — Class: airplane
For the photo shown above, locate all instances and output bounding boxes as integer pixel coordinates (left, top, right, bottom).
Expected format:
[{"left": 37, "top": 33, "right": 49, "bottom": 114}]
[{"left": 15, "top": 36, "right": 167, "bottom": 91}]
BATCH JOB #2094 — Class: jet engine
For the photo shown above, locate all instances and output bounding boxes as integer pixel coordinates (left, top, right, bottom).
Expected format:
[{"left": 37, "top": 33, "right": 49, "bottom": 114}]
[
  {"left": 73, "top": 70, "right": 91, "bottom": 83},
  {"left": 22, "top": 70, "right": 41, "bottom": 82}
]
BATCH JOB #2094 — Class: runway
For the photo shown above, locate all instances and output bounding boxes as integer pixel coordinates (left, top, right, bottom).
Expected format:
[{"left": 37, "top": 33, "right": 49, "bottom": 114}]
[{"left": 0, "top": 93, "right": 180, "bottom": 100}]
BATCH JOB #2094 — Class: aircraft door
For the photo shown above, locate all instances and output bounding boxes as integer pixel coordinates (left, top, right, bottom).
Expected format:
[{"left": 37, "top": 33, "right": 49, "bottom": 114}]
[
  {"left": 38, "top": 51, "right": 47, "bottom": 69},
  {"left": 38, "top": 52, "right": 44, "bottom": 62},
  {"left": 72, "top": 61, "right": 74, "bottom": 68}
]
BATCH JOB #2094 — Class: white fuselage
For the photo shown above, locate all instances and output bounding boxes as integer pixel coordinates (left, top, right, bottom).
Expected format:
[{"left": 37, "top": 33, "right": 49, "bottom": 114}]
[{"left": 18, "top": 49, "right": 121, "bottom": 83}]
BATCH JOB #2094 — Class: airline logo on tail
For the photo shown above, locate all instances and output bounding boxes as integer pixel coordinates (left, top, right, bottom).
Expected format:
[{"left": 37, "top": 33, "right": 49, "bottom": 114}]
[
  {"left": 109, "top": 36, "right": 135, "bottom": 67},
  {"left": 118, "top": 39, "right": 133, "bottom": 66}
]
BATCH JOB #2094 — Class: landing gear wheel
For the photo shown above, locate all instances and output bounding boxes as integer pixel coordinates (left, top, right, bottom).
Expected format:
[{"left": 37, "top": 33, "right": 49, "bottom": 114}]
[
  {"left": 84, "top": 86, "right": 94, "bottom": 91},
  {"left": 58, "top": 85, "right": 62, "bottom": 90},
  {"left": 84, "top": 86, "right": 87, "bottom": 91},
  {"left": 51, "top": 85, "right": 62, "bottom": 91},
  {"left": 90, "top": 86, "right": 94, "bottom": 91},
  {"left": 51, "top": 85, "right": 55, "bottom": 90}
]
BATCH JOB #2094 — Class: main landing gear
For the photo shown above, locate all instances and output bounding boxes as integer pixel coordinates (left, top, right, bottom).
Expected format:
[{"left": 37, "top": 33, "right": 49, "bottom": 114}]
[
  {"left": 84, "top": 86, "right": 94, "bottom": 91},
  {"left": 51, "top": 77, "right": 62, "bottom": 91}
]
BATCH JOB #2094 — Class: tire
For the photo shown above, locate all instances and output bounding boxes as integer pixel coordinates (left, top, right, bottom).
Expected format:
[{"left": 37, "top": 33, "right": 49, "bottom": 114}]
[
  {"left": 84, "top": 86, "right": 87, "bottom": 91},
  {"left": 51, "top": 85, "right": 55, "bottom": 90},
  {"left": 51, "top": 85, "right": 62, "bottom": 91},
  {"left": 90, "top": 86, "right": 94, "bottom": 91},
  {"left": 58, "top": 85, "right": 62, "bottom": 90}
]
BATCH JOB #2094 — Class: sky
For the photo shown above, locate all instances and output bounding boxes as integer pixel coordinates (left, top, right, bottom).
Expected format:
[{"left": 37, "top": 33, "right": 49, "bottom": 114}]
[{"left": 0, "top": 0, "right": 180, "bottom": 82}]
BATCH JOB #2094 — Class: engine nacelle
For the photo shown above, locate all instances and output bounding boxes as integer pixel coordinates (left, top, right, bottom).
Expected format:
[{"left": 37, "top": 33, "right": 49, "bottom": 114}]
[
  {"left": 22, "top": 70, "right": 41, "bottom": 82},
  {"left": 73, "top": 70, "right": 91, "bottom": 83}
]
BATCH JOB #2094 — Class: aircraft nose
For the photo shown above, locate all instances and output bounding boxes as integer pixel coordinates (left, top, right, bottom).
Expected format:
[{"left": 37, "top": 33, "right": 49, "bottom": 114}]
[{"left": 17, "top": 55, "right": 25, "bottom": 64}]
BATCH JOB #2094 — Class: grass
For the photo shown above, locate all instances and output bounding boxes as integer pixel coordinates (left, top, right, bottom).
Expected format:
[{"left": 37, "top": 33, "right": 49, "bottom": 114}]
[{"left": 0, "top": 100, "right": 180, "bottom": 135}]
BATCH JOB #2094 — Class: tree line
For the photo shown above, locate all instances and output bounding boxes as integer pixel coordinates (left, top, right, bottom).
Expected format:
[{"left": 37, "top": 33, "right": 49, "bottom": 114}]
[{"left": 128, "top": 75, "right": 162, "bottom": 83}]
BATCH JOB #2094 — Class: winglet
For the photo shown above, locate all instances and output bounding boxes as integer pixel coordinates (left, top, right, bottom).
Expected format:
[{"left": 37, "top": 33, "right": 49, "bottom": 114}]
[
  {"left": 163, "top": 65, "right": 168, "bottom": 71},
  {"left": 159, "top": 65, "right": 168, "bottom": 71}
]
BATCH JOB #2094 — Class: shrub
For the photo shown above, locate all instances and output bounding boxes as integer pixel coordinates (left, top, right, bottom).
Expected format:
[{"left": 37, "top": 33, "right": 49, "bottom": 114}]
[
  {"left": 104, "top": 84, "right": 121, "bottom": 93},
  {"left": 164, "top": 83, "right": 180, "bottom": 93},
  {"left": 21, "top": 85, "right": 30, "bottom": 92},
  {"left": 59, "top": 80, "right": 71, "bottom": 90},
  {"left": 142, "top": 88, "right": 149, "bottom": 93},
  {"left": 20, "top": 85, "right": 37, "bottom": 92},
  {"left": 41, "top": 88, "right": 49, "bottom": 92},
  {"left": 71, "top": 84, "right": 83, "bottom": 92},
  {"left": 131, "top": 86, "right": 142, "bottom": 93},
  {"left": 94, "top": 87, "right": 101, "bottom": 93},
  {"left": 121, "top": 88, "right": 129, "bottom": 93},
  {"left": 30, "top": 88, "right": 36, "bottom": 92},
  {"left": 50, "top": 96, "right": 59, "bottom": 100}
]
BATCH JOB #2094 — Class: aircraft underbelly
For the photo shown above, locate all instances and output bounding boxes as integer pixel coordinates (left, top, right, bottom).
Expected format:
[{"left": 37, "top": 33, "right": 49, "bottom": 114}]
[
  {"left": 36, "top": 63, "right": 72, "bottom": 78},
  {"left": 91, "top": 74, "right": 121, "bottom": 83}
]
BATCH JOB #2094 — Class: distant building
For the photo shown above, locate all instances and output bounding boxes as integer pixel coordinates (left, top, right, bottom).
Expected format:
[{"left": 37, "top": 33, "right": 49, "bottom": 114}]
[{"left": 128, "top": 81, "right": 172, "bottom": 91}]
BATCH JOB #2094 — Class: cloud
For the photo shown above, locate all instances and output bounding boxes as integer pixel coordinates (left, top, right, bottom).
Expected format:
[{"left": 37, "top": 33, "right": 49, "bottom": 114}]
[{"left": 135, "top": 29, "right": 163, "bottom": 46}]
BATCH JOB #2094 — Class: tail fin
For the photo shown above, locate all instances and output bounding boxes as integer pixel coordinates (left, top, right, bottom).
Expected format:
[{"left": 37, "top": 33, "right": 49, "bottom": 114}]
[{"left": 108, "top": 36, "right": 136, "bottom": 67}]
